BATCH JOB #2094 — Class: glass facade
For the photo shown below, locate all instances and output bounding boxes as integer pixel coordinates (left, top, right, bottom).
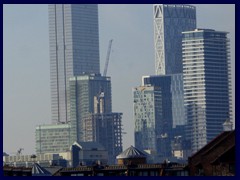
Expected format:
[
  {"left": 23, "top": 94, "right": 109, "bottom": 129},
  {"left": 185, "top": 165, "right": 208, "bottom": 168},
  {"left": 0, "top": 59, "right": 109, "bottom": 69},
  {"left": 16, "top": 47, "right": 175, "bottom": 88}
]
[
  {"left": 49, "top": 4, "right": 100, "bottom": 123},
  {"left": 133, "top": 86, "right": 163, "bottom": 154},
  {"left": 142, "top": 75, "right": 186, "bottom": 157},
  {"left": 171, "top": 74, "right": 185, "bottom": 128},
  {"left": 35, "top": 124, "right": 71, "bottom": 154},
  {"left": 182, "top": 29, "right": 232, "bottom": 154},
  {"left": 153, "top": 4, "right": 196, "bottom": 75},
  {"left": 143, "top": 76, "right": 173, "bottom": 140},
  {"left": 68, "top": 74, "right": 112, "bottom": 143}
]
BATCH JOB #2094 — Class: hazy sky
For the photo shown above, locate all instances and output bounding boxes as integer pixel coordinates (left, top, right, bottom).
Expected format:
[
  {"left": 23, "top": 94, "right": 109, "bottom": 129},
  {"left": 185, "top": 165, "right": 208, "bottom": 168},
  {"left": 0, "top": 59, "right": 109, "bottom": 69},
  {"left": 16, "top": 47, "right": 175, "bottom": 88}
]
[{"left": 3, "top": 4, "right": 235, "bottom": 155}]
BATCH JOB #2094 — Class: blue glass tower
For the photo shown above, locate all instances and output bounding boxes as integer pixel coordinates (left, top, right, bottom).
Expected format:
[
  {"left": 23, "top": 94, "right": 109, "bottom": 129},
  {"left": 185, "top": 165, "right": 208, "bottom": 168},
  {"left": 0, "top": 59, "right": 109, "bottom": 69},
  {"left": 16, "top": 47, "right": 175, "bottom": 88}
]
[{"left": 49, "top": 4, "right": 100, "bottom": 123}]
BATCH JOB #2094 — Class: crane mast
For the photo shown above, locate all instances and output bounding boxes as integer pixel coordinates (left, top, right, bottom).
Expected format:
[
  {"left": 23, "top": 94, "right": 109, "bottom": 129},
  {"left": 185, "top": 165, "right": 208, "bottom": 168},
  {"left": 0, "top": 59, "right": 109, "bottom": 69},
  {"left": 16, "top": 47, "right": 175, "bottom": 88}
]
[{"left": 103, "top": 39, "right": 113, "bottom": 77}]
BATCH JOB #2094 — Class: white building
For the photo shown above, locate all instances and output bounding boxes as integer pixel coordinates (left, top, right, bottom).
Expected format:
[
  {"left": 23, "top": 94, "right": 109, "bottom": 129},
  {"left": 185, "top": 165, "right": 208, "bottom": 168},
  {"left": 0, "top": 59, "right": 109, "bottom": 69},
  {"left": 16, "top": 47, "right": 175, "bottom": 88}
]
[{"left": 182, "top": 29, "right": 232, "bottom": 154}]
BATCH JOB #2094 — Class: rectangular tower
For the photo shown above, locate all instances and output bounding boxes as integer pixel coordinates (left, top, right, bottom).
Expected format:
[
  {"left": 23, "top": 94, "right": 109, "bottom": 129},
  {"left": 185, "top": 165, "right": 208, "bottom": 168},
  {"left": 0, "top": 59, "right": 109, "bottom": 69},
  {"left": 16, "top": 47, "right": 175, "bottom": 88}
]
[
  {"left": 49, "top": 4, "right": 100, "bottom": 123},
  {"left": 83, "top": 113, "right": 123, "bottom": 164},
  {"left": 182, "top": 29, "right": 232, "bottom": 154},
  {"left": 153, "top": 4, "right": 196, "bottom": 75},
  {"left": 133, "top": 86, "right": 163, "bottom": 154},
  {"left": 68, "top": 74, "right": 112, "bottom": 143}
]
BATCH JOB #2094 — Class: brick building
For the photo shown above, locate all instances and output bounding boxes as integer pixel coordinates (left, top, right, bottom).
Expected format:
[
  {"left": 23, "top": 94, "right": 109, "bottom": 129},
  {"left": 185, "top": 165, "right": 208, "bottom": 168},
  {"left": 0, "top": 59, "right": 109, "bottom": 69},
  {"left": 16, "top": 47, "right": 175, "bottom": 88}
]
[{"left": 188, "top": 130, "right": 235, "bottom": 176}]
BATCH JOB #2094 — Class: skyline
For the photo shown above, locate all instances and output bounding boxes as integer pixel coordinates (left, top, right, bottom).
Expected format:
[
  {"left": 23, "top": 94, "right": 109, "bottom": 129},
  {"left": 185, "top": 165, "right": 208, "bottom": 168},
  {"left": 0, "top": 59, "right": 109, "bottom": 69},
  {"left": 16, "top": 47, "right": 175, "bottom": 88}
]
[{"left": 3, "top": 4, "right": 235, "bottom": 155}]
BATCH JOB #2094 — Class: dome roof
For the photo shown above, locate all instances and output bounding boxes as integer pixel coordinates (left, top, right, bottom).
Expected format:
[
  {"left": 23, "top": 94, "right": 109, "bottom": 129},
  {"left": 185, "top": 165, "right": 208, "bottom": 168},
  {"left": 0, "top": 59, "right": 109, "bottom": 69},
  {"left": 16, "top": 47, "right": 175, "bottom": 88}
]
[{"left": 116, "top": 146, "right": 147, "bottom": 159}]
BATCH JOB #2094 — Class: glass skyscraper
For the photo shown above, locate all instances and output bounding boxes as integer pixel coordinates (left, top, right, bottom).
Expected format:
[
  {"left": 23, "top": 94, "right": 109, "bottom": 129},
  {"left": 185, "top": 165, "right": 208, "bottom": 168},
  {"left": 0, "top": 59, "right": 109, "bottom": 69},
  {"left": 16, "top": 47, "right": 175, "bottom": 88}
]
[
  {"left": 49, "top": 4, "right": 100, "bottom": 123},
  {"left": 153, "top": 4, "right": 196, "bottom": 75},
  {"left": 133, "top": 86, "right": 163, "bottom": 154},
  {"left": 182, "top": 29, "right": 232, "bottom": 154},
  {"left": 171, "top": 74, "right": 185, "bottom": 128}
]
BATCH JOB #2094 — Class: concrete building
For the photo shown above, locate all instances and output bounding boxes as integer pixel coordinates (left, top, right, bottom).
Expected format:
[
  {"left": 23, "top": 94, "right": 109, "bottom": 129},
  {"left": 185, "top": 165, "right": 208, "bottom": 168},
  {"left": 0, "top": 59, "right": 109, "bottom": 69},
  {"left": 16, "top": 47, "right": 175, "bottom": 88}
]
[
  {"left": 35, "top": 124, "right": 71, "bottom": 154},
  {"left": 49, "top": 4, "right": 100, "bottom": 123},
  {"left": 182, "top": 29, "right": 232, "bottom": 154},
  {"left": 153, "top": 4, "right": 196, "bottom": 75}
]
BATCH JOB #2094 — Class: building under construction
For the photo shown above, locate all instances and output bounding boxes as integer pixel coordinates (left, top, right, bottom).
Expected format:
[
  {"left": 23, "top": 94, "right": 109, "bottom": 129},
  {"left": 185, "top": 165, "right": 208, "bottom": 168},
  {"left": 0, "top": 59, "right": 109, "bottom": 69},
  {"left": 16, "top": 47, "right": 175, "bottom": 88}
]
[
  {"left": 83, "top": 113, "right": 123, "bottom": 164},
  {"left": 69, "top": 74, "right": 123, "bottom": 164}
]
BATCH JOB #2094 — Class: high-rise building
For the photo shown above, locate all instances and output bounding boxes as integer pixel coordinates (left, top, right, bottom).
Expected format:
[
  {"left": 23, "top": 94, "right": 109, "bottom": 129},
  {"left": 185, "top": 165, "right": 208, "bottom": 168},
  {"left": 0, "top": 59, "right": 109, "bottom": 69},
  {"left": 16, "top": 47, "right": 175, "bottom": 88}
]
[
  {"left": 182, "top": 29, "right": 232, "bottom": 153},
  {"left": 153, "top": 4, "right": 196, "bottom": 75},
  {"left": 83, "top": 113, "right": 123, "bottom": 164},
  {"left": 133, "top": 86, "right": 163, "bottom": 154},
  {"left": 171, "top": 74, "right": 185, "bottom": 129},
  {"left": 142, "top": 75, "right": 187, "bottom": 158},
  {"left": 68, "top": 74, "right": 112, "bottom": 143},
  {"left": 49, "top": 4, "right": 100, "bottom": 123},
  {"left": 143, "top": 76, "right": 173, "bottom": 139},
  {"left": 68, "top": 74, "right": 122, "bottom": 164}
]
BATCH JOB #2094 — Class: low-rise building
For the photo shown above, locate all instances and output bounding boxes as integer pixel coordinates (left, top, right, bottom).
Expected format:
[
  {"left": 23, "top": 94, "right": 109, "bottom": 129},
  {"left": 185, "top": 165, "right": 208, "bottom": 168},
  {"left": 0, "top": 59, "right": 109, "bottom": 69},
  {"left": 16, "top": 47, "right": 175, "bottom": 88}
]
[
  {"left": 35, "top": 123, "right": 71, "bottom": 154},
  {"left": 3, "top": 141, "right": 108, "bottom": 168},
  {"left": 188, "top": 130, "right": 235, "bottom": 176},
  {"left": 3, "top": 153, "right": 67, "bottom": 167}
]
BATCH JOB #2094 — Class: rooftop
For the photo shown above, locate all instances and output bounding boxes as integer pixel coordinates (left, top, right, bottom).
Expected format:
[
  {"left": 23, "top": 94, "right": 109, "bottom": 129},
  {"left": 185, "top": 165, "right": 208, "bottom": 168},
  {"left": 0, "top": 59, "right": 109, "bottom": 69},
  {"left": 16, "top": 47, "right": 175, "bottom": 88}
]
[{"left": 116, "top": 146, "right": 147, "bottom": 159}]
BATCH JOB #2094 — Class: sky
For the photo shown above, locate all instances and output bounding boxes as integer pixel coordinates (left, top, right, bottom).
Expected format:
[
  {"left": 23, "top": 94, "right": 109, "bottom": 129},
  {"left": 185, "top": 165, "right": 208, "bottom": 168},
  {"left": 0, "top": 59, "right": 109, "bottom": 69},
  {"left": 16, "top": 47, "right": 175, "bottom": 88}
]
[{"left": 3, "top": 4, "right": 235, "bottom": 155}]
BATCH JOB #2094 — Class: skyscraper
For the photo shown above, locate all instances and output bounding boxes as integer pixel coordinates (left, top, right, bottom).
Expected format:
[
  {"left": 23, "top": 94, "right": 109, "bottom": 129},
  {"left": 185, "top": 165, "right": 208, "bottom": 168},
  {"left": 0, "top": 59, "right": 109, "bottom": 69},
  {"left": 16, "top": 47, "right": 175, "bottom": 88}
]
[
  {"left": 153, "top": 4, "right": 196, "bottom": 75},
  {"left": 68, "top": 74, "right": 112, "bottom": 143},
  {"left": 49, "top": 4, "right": 100, "bottom": 123},
  {"left": 133, "top": 86, "right": 162, "bottom": 154},
  {"left": 171, "top": 74, "right": 185, "bottom": 129},
  {"left": 182, "top": 29, "right": 232, "bottom": 153}
]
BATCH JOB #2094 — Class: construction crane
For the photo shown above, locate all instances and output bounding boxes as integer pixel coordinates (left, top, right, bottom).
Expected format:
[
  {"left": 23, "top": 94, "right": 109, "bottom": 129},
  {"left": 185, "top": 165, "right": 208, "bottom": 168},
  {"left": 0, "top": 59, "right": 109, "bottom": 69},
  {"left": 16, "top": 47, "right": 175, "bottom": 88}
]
[
  {"left": 17, "top": 148, "right": 24, "bottom": 155},
  {"left": 103, "top": 39, "right": 113, "bottom": 77}
]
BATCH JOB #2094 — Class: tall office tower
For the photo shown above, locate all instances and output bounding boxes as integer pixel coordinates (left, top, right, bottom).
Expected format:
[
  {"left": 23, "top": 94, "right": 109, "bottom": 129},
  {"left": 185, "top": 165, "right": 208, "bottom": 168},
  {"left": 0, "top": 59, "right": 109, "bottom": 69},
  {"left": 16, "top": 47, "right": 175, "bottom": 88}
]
[
  {"left": 182, "top": 29, "right": 232, "bottom": 154},
  {"left": 69, "top": 74, "right": 112, "bottom": 143},
  {"left": 49, "top": 4, "right": 100, "bottom": 123},
  {"left": 133, "top": 86, "right": 163, "bottom": 154},
  {"left": 153, "top": 4, "right": 196, "bottom": 75}
]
